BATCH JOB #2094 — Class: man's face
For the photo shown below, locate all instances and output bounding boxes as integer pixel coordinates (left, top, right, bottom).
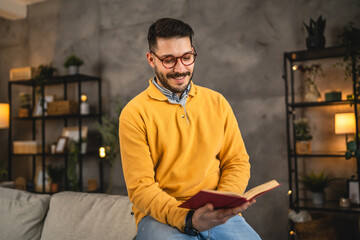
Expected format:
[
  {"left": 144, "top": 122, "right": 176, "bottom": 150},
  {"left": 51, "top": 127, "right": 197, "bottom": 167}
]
[{"left": 147, "top": 37, "right": 195, "bottom": 96}]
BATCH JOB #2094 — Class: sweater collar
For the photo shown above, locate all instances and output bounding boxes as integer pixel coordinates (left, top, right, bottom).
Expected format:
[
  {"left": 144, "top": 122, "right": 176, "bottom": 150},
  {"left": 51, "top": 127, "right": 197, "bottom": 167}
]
[{"left": 146, "top": 78, "right": 197, "bottom": 101}]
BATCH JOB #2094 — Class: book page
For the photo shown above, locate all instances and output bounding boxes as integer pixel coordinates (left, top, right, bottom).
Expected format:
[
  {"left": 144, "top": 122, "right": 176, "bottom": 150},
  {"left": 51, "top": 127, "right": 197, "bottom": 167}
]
[
  {"left": 202, "top": 189, "right": 243, "bottom": 197},
  {"left": 243, "top": 180, "right": 279, "bottom": 200}
]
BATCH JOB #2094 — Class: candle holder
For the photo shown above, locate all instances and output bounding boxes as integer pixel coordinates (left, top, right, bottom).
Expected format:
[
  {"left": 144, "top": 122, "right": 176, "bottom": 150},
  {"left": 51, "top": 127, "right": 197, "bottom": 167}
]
[{"left": 80, "top": 94, "right": 90, "bottom": 115}]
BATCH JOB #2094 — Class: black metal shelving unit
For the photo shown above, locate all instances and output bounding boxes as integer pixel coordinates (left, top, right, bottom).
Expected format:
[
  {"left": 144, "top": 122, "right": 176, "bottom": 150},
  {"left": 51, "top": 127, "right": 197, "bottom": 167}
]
[
  {"left": 283, "top": 47, "right": 360, "bottom": 239},
  {"left": 8, "top": 74, "right": 103, "bottom": 193}
]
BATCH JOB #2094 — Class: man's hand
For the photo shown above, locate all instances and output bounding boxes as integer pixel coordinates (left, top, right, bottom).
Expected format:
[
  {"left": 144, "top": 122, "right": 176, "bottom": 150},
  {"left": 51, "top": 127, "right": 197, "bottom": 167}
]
[{"left": 191, "top": 199, "right": 256, "bottom": 232}]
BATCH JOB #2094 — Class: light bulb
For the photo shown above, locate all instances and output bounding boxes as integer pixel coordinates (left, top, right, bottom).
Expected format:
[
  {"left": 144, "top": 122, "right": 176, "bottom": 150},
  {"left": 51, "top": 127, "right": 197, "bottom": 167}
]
[
  {"left": 99, "top": 147, "right": 106, "bottom": 158},
  {"left": 81, "top": 94, "right": 87, "bottom": 102}
]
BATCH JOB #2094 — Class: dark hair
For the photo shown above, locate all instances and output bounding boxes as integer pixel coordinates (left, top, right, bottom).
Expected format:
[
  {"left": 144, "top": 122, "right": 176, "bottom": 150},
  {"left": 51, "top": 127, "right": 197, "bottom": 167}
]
[{"left": 147, "top": 18, "right": 194, "bottom": 51}]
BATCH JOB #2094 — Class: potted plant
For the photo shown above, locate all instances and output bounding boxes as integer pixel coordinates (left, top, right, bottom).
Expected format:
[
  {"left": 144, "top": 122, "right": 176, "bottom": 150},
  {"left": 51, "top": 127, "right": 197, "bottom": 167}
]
[
  {"left": 301, "top": 171, "right": 334, "bottom": 205},
  {"left": 294, "top": 118, "right": 313, "bottom": 154},
  {"left": 63, "top": 55, "right": 84, "bottom": 75},
  {"left": 94, "top": 96, "right": 125, "bottom": 193},
  {"left": 68, "top": 141, "right": 80, "bottom": 191},
  {"left": 298, "top": 64, "right": 324, "bottom": 102},
  {"left": 0, "top": 157, "right": 7, "bottom": 180},
  {"left": 47, "top": 165, "right": 65, "bottom": 193},
  {"left": 345, "top": 139, "right": 360, "bottom": 160},
  {"left": 18, "top": 93, "right": 31, "bottom": 117},
  {"left": 34, "top": 64, "right": 57, "bottom": 96},
  {"left": 303, "top": 15, "right": 326, "bottom": 50}
]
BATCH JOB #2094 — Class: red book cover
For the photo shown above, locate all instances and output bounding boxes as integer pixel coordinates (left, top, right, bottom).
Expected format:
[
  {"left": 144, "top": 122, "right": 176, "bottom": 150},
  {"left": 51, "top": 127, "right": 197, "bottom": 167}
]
[{"left": 179, "top": 180, "right": 280, "bottom": 210}]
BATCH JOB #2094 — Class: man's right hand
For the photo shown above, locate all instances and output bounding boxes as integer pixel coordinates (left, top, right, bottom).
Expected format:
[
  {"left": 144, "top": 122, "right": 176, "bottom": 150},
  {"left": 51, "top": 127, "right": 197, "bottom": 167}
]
[{"left": 191, "top": 199, "right": 255, "bottom": 232}]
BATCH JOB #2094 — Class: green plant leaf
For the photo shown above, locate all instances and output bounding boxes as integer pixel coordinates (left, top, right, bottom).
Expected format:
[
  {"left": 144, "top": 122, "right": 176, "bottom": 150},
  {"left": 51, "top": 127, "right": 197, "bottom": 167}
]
[
  {"left": 347, "top": 140, "right": 357, "bottom": 151},
  {"left": 345, "top": 151, "right": 353, "bottom": 159}
]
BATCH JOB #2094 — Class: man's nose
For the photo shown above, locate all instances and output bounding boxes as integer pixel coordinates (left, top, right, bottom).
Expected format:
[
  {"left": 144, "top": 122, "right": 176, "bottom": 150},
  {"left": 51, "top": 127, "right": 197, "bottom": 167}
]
[{"left": 173, "top": 58, "right": 186, "bottom": 72}]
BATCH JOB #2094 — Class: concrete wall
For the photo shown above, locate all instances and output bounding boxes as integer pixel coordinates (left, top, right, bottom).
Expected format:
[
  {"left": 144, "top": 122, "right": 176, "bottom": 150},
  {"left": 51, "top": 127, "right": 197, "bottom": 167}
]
[{"left": 0, "top": 0, "right": 359, "bottom": 239}]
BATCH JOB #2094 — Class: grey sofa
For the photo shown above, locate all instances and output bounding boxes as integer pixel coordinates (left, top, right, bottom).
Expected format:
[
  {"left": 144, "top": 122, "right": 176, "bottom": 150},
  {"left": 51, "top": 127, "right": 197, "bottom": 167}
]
[{"left": 0, "top": 187, "right": 137, "bottom": 240}]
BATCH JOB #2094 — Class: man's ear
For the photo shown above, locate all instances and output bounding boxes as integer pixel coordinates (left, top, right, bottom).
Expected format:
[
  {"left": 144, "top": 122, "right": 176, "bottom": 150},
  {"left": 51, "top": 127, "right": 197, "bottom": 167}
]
[{"left": 146, "top": 52, "right": 155, "bottom": 68}]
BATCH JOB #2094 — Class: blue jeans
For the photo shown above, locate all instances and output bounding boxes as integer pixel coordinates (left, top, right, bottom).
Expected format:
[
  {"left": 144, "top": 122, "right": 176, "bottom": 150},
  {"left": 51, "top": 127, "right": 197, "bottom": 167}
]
[{"left": 136, "top": 215, "right": 262, "bottom": 240}]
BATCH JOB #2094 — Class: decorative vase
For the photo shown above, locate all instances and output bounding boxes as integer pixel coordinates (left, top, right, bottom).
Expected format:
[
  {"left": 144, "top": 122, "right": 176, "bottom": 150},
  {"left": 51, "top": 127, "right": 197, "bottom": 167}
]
[
  {"left": 305, "top": 83, "right": 321, "bottom": 102},
  {"left": 306, "top": 35, "right": 326, "bottom": 50},
  {"left": 51, "top": 182, "right": 58, "bottom": 193},
  {"left": 296, "top": 141, "right": 311, "bottom": 154},
  {"left": 312, "top": 192, "right": 325, "bottom": 205},
  {"left": 81, "top": 142, "right": 87, "bottom": 154},
  {"left": 68, "top": 65, "right": 79, "bottom": 75}
]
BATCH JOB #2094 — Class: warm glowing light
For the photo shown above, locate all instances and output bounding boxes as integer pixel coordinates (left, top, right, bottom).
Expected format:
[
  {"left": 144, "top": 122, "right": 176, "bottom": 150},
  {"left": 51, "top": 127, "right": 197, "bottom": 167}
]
[
  {"left": 290, "top": 231, "right": 295, "bottom": 235},
  {"left": 292, "top": 65, "right": 298, "bottom": 71},
  {"left": 288, "top": 190, "right": 292, "bottom": 195},
  {"left": 335, "top": 113, "right": 356, "bottom": 134},
  {"left": 0, "top": 103, "right": 9, "bottom": 129},
  {"left": 99, "top": 147, "right": 106, "bottom": 158},
  {"left": 81, "top": 94, "right": 87, "bottom": 102}
]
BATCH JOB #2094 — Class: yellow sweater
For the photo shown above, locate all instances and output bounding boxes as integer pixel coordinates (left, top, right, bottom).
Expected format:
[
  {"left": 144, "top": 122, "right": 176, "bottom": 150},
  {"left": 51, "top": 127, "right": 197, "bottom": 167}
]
[{"left": 119, "top": 79, "right": 250, "bottom": 232}]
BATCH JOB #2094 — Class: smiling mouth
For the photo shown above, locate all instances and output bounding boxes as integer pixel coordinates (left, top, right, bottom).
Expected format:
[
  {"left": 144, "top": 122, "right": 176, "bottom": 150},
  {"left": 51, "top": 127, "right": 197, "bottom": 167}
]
[{"left": 167, "top": 72, "right": 190, "bottom": 80}]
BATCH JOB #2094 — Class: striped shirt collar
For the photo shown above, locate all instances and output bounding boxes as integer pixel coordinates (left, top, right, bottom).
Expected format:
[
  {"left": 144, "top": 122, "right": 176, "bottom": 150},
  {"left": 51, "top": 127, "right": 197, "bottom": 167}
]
[{"left": 152, "top": 77, "right": 191, "bottom": 103}]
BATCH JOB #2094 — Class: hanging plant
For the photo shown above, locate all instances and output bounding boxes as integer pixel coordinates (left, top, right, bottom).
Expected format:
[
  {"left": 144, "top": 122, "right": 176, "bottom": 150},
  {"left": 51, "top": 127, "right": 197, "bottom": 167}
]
[{"left": 336, "top": 22, "right": 360, "bottom": 83}]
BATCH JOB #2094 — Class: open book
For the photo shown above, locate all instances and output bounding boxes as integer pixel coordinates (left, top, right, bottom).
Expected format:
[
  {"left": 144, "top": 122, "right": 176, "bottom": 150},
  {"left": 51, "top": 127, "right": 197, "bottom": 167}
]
[{"left": 179, "top": 180, "right": 280, "bottom": 209}]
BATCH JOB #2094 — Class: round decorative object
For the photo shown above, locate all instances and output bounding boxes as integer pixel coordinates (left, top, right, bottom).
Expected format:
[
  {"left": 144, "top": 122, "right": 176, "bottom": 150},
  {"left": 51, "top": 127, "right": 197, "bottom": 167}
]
[
  {"left": 339, "top": 197, "right": 350, "bottom": 208},
  {"left": 306, "top": 35, "right": 326, "bottom": 50}
]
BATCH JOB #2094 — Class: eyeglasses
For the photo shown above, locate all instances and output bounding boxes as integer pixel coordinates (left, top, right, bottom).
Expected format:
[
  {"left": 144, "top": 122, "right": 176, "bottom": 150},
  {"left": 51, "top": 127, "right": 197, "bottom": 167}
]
[{"left": 151, "top": 48, "right": 197, "bottom": 69}]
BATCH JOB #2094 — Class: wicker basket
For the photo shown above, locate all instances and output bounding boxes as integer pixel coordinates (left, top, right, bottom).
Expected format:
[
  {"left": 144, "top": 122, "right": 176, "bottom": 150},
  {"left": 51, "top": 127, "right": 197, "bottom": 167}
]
[
  {"left": 10, "top": 67, "right": 38, "bottom": 81},
  {"left": 295, "top": 213, "right": 336, "bottom": 240},
  {"left": 47, "top": 101, "right": 78, "bottom": 115},
  {"left": 18, "top": 108, "right": 30, "bottom": 118},
  {"left": 13, "top": 141, "right": 42, "bottom": 154}
]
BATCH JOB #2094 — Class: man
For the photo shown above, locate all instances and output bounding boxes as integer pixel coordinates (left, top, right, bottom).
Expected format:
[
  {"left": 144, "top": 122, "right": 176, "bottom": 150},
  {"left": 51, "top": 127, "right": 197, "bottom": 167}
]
[{"left": 119, "top": 18, "right": 261, "bottom": 239}]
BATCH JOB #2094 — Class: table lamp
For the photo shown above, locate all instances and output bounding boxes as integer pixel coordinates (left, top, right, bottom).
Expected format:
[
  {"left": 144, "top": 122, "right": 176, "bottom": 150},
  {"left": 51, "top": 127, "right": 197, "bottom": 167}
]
[
  {"left": 0, "top": 103, "right": 9, "bottom": 178},
  {"left": 335, "top": 113, "right": 356, "bottom": 144},
  {"left": 0, "top": 103, "right": 9, "bottom": 129}
]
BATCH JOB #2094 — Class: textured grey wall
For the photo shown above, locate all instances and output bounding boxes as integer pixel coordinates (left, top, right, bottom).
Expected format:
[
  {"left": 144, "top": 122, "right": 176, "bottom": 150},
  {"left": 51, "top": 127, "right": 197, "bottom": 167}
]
[{"left": 1, "top": 0, "right": 359, "bottom": 239}]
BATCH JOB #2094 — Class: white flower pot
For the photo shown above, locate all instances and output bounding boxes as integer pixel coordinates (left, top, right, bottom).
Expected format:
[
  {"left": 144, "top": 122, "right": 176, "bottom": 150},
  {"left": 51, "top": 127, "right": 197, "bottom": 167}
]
[
  {"left": 81, "top": 142, "right": 87, "bottom": 154},
  {"left": 68, "top": 65, "right": 79, "bottom": 75},
  {"left": 312, "top": 192, "right": 325, "bottom": 205}
]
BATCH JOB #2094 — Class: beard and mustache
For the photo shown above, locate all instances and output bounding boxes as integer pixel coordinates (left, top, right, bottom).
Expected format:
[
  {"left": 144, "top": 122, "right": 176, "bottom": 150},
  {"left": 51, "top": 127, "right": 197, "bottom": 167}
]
[{"left": 154, "top": 66, "right": 194, "bottom": 94}]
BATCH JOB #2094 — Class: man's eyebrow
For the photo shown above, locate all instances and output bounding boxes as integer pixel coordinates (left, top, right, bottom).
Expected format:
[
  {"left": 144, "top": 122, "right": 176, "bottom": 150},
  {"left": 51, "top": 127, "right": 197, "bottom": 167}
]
[{"left": 158, "top": 50, "right": 193, "bottom": 58}]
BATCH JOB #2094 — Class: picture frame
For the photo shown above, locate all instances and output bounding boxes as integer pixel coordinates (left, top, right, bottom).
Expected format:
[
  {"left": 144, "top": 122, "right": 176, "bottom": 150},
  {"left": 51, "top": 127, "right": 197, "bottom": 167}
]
[
  {"left": 34, "top": 166, "right": 51, "bottom": 192},
  {"left": 348, "top": 179, "right": 360, "bottom": 205},
  {"left": 55, "top": 136, "right": 68, "bottom": 154},
  {"left": 33, "top": 95, "right": 55, "bottom": 116},
  {"left": 62, "top": 126, "right": 88, "bottom": 142}
]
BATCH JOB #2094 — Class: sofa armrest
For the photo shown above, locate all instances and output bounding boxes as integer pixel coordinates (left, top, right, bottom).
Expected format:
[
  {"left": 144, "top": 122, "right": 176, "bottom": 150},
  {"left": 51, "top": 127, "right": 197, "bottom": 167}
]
[
  {"left": 40, "top": 191, "right": 136, "bottom": 240},
  {"left": 0, "top": 187, "right": 50, "bottom": 240}
]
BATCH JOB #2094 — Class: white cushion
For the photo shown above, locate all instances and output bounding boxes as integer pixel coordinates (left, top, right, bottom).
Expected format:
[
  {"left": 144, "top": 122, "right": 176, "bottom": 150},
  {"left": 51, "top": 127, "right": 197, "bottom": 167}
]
[
  {"left": 0, "top": 187, "right": 50, "bottom": 240},
  {"left": 40, "top": 191, "right": 136, "bottom": 240}
]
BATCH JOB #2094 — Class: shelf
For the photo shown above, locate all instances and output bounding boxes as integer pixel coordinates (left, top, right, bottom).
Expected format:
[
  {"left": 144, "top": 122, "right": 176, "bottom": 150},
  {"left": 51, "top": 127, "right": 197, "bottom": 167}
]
[
  {"left": 13, "top": 113, "right": 100, "bottom": 120},
  {"left": 290, "top": 151, "right": 346, "bottom": 158},
  {"left": 11, "top": 151, "right": 99, "bottom": 157},
  {"left": 284, "top": 47, "right": 346, "bottom": 62},
  {"left": 289, "top": 100, "right": 353, "bottom": 108},
  {"left": 295, "top": 199, "right": 360, "bottom": 213},
  {"left": 8, "top": 73, "right": 103, "bottom": 193},
  {"left": 9, "top": 74, "right": 101, "bottom": 86}
]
